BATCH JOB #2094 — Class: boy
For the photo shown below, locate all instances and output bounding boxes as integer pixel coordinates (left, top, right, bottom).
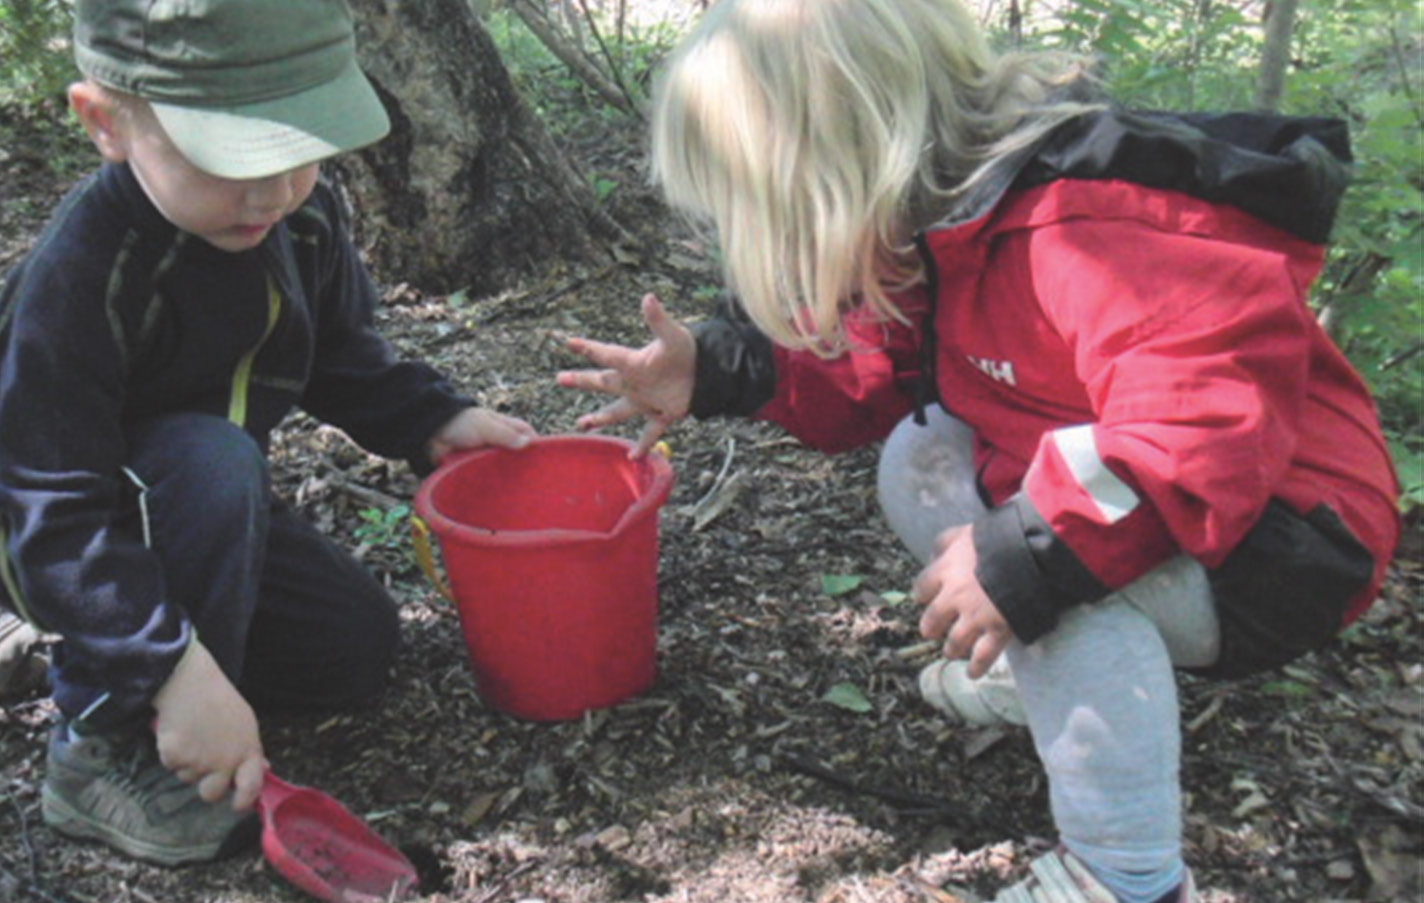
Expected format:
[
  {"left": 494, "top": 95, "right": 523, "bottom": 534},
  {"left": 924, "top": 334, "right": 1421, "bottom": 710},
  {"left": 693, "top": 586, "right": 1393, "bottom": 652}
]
[{"left": 0, "top": 0, "right": 535, "bottom": 865}]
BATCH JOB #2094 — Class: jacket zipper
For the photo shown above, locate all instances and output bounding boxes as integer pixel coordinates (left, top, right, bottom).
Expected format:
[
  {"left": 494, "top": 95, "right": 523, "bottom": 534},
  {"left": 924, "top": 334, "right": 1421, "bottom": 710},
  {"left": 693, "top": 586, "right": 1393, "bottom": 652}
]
[
  {"left": 911, "top": 231, "right": 941, "bottom": 425},
  {"left": 228, "top": 276, "right": 283, "bottom": 427}
]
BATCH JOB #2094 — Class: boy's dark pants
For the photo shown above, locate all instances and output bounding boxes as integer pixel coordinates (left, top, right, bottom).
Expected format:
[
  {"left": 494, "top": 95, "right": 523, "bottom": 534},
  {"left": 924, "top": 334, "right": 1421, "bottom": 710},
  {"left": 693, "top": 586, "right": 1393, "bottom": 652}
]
[{"left": 53, "top": 413, "right": 400, "bottom": 728}]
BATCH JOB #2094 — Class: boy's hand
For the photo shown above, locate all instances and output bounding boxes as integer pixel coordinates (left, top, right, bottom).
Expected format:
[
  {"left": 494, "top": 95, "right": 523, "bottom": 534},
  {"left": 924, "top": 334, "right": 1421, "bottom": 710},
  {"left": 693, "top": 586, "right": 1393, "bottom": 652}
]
[
  {"left": 557, "top": 293, "right": 696, "bottom": 458},
  {"left": 427, "top": 408, "right": 538, "bottom": 464},
  {"left": 912, "top": 525, "right": 1012, "bottom": 679},
  {"left": 151, "top": 639, "right": 266, "bottom": 811}
]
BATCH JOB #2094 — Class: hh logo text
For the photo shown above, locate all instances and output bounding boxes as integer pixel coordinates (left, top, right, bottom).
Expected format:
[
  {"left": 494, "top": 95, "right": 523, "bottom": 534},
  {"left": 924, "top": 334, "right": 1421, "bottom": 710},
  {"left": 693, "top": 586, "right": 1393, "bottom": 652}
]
[{"left": 966, "top": 355, "right": 1017, "bottom": 386}]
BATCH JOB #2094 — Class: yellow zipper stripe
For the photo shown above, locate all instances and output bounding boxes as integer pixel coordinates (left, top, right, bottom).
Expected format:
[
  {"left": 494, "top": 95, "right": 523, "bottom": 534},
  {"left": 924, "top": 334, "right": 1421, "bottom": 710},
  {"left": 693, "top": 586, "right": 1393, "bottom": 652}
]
[
  {"left": 0, "top": 525, "right": 40, "bottom": 629},
  {"left": 228, "top": 277, "right": 283, "bottom": 426}
]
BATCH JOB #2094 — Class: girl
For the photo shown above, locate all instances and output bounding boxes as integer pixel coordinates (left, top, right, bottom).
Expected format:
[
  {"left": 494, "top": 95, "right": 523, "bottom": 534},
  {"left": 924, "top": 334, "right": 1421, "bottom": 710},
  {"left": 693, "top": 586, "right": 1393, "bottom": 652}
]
[{"left": 558, "top": 0, "right": 1400, "bottom": 900}]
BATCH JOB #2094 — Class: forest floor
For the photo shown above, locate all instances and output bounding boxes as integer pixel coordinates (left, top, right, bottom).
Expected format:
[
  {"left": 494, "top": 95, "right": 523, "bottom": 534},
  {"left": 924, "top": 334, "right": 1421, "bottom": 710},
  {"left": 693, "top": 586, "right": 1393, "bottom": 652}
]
[{"left": 0, "top": 92, "right": 1421, "bottom": 903}]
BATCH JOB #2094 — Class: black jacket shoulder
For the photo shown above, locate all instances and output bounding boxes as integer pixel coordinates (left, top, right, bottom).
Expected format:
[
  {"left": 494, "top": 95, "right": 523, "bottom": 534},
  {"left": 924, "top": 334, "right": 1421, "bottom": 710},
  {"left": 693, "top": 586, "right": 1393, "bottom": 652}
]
[{"left": 1015, "top": 108, "right": 1352, "bottom": 243}]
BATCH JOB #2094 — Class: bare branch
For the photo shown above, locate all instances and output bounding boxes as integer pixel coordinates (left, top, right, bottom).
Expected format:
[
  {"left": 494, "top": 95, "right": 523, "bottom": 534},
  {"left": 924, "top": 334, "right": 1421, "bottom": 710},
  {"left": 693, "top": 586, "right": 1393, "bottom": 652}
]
[{"left": 506, "top": 0, "right": 638, "bottom": 116}]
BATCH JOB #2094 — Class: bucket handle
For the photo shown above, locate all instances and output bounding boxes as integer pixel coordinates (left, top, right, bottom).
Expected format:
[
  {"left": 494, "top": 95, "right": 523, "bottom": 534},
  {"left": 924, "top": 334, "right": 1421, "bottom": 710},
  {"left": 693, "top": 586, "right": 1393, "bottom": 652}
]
[{"left": 410, "top": 515, "right": 454, "bottom": 602}]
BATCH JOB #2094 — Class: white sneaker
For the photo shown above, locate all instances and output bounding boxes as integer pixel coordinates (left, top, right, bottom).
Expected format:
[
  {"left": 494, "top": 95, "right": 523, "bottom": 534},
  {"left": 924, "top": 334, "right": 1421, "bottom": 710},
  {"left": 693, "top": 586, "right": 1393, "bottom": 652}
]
[
  {"left": 918, "top": 655, "right": 1027, "bottom": 726},
  {"left": 994, "top": 848, "right": 1198, "bottom": 902},
  {"left": 0, "top": 610, "right": 47, "bottom": 698}
]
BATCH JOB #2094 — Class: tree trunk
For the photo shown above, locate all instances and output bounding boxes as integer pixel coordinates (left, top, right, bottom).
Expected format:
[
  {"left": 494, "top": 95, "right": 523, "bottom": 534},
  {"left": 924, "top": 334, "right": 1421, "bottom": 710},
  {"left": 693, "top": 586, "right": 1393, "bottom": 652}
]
[
  {"left": 335, "top": 0, "right": 615, "bottom": 295},
  {"left": 1256, "top": 0, "right": 1299, "bottom": 112}
]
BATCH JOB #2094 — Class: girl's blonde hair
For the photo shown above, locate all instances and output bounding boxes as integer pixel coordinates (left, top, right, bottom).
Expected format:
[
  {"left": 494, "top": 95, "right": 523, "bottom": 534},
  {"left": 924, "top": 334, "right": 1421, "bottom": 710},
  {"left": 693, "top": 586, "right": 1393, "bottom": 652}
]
[{"left": 651, "top": 0, "right": 1099, "bottom": 353}]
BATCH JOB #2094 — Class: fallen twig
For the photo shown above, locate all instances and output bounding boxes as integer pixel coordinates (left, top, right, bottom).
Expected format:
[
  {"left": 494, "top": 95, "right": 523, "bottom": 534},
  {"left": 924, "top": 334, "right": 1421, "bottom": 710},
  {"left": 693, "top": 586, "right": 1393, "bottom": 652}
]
[
  {"left": 472, "top": 859, "right": 541, "bottom": 903},
  {"left": 898, "top": 876, "right": 976, "bottom": 903},
  {"left": 778, "top": 753, "right": 1013, "bottom": 834}
]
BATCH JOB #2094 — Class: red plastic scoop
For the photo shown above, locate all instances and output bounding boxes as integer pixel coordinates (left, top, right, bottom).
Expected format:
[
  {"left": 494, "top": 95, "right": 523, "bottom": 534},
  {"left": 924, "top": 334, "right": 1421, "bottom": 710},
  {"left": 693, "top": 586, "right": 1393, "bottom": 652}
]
[{"left": 258, "top": 773, "right": 419, "bottom": 902}]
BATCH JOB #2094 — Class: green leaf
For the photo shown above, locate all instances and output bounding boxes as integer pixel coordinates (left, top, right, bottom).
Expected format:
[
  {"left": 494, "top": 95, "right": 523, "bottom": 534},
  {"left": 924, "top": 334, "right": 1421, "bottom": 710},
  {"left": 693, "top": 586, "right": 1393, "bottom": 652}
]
[
  {"left": 820, "top": 574, "right": 863, "bottom": 597},
  {"left": 880, "top": 590, "right": 909, "bottom": 606},
  {"left": 822, "top": 682, "right": 873, "bottom": 713},
  {"left": 1260, "top": 680, "right": 1315, "bottom": 698}
]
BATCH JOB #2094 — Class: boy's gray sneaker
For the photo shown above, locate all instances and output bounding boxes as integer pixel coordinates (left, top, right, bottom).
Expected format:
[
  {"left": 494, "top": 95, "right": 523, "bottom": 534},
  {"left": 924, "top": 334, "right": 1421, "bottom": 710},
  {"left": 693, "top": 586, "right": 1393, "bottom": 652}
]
[
  {"left": 0, "top": 610, "right": 47, "bottom": 699},
  {"left": 42, "top": 723, "right": 260, "bottom": 866}
]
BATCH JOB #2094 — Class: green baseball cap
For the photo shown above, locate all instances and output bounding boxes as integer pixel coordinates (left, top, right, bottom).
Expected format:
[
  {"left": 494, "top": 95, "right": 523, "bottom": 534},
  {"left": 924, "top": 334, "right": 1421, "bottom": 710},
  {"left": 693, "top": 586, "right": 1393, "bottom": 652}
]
[{"left": 73, "top": 0, "right": 390, "bottom": 180}]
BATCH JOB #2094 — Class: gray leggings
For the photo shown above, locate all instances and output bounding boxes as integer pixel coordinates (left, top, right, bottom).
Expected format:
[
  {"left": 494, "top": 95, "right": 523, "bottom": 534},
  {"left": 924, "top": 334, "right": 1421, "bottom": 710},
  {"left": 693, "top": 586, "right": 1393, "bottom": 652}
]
[{"left": 877, "top": 408, "right": 1221, "bottom": 891}]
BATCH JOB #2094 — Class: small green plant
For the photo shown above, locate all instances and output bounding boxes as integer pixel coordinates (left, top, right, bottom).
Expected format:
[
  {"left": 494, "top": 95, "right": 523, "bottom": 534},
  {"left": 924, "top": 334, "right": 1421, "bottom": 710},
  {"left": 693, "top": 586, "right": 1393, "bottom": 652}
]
[
  {"left": 821, "top": 681, "right": 874, "bottom": 714},
  {"left": 820, "top": 573, "right": 864, "bottom": 597},
  {"left": 353, "top": 503, "right": 413, "bottom": 558},
  {"left": 589, "top": 172, "right": 618, "bottom": 204}
]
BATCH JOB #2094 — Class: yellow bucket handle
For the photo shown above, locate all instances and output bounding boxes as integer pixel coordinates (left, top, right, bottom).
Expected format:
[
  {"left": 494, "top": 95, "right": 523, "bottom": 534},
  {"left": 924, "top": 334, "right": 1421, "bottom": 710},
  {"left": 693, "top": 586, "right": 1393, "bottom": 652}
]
[{"left": 409, "top": 515, "right": 454, "bottom": 602}]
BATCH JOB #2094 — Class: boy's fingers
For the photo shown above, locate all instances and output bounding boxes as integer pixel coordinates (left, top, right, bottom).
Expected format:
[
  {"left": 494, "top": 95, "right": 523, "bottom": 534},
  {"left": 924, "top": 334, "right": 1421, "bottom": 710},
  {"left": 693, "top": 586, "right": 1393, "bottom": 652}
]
[
  {"left": 196, "top": 770, "right": 232, "bottom": 804},
  {"left": 232, "top": 757, "right": 266, "bottom": 811},
  {"left": 484, "top": 417, "right": 532, "bottom": 449}
]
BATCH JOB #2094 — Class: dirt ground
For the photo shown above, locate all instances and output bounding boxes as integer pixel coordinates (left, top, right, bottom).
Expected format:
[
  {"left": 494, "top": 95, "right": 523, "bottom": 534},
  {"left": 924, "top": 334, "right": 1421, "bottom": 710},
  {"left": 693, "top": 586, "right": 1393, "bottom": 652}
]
[{"left": 0, "top": 97, "right": 1421, "bottom": 903}]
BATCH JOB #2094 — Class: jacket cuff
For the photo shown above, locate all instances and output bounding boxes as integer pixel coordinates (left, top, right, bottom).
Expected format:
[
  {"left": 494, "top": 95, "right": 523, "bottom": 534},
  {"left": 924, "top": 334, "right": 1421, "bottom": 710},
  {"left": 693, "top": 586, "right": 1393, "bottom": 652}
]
[
  {"left": 688, "top": 318, "right": 777, "bottom": 419},
  {"left": 973, "top": 495, "right": 1109, "bottom": 644},
  {"left": 404, "top": 395, "right": 477, "bottom": 477}
]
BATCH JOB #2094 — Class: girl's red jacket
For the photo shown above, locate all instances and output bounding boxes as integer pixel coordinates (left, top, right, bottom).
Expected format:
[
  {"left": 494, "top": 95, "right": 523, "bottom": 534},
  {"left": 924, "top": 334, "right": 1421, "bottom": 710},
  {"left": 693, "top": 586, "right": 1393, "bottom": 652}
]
[{"left": 690, "top": 110, "right": 1400, "bottom": 655}]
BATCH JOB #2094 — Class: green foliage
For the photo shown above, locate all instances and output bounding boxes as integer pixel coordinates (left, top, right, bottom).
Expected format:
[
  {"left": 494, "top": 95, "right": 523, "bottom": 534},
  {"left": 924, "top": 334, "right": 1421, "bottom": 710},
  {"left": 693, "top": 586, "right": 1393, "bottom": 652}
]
[
  {"left": 483, "top": 2, "right": 681, "bottom": 132},
  {"left": 354, "top": 503, "right": 414, "bottom": 559},
  {"left": 1027, "top": 0, "right": 1257, "bottom": 109},
  {"left": 1295, "top": 0, "right": 1424, "bottom": 515},
  {"left": 1021, "top": 0, "right": 1424, "bottom": 514},
  {"left": 484, "top": 8, "right": 587, "bottom": 128},
  {"left": 0, "top": 0, "right": 76, "bottom": 110}
]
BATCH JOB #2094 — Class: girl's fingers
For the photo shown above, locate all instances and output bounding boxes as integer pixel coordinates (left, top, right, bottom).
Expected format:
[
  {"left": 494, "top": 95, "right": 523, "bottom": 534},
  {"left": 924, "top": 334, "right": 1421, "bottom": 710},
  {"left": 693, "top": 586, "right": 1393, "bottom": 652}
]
[
  {"left": 566, "top": 335, "right": 634, "bottom": 370},
  {"left": 631, "top": 418, "right": 669, "bottom": 459},
  {"left": 965, "top": 634, "right": 1006, "bottom": 679},
  {"left": 575, "top": 397, "right": 638, "bottom": 431},
  {"left": 944, "top": 619, "right": 977, "bottom": 661},
  {"left": 641, "top": 294, "right": 676, "bottom": 340},
  {"left": 557, "top": 367, "right": 621, "bottom": 396},
  {"left": 918, "top": 602, "right": 954, "bottom": 641}
]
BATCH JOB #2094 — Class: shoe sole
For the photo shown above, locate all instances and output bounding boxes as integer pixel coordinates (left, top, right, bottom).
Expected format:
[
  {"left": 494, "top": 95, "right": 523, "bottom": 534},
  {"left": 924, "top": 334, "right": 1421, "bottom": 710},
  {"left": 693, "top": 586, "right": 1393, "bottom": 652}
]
[
  {"left": 918, "top": 659, "right": 1028, "bottom": 727},
  {"left": 42, "top": 787, "right": 260, "bottom": 866}
]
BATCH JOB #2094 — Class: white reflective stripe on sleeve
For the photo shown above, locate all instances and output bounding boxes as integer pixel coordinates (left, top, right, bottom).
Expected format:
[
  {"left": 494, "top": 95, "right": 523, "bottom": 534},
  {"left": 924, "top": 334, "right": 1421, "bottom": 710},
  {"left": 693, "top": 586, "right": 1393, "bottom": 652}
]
[{"left": 1050, "top": 425, "right": 1138, "bottom": 524}]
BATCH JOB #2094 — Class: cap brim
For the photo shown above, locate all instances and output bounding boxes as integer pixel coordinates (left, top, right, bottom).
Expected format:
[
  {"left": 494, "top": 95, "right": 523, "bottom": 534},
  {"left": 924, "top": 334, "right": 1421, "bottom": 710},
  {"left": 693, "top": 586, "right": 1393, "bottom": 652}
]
[{"left": 150, "top": 61, "right": 391, "bottom": 180}]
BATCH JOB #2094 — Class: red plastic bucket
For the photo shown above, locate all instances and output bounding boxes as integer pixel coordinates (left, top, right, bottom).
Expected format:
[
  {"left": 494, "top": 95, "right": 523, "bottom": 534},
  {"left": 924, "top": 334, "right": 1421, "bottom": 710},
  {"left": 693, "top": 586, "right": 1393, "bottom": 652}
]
[{"left": 412, "top": 435, "right": 673, "bottom": 721}]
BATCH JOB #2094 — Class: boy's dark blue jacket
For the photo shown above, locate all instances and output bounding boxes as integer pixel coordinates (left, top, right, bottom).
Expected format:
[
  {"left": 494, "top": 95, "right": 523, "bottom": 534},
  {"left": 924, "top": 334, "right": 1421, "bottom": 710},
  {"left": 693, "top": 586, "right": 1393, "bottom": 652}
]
[{"left": 0, "top": 163, "right": 470, "bottom": 713}]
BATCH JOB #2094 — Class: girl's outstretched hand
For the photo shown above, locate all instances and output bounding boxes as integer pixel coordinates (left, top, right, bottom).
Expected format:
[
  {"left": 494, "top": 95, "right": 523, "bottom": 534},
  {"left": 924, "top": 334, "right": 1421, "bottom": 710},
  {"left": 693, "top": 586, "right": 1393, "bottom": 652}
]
[{"left": 557, "top": 293, "right": 696, "bottom": 457}]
